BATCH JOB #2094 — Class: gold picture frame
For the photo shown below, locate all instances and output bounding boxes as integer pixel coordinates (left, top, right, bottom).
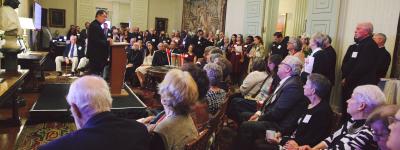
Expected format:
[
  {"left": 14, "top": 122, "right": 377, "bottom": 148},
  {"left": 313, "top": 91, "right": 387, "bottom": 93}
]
[{"left": 49, "top": 8, "right": 66, "bottom": 28}]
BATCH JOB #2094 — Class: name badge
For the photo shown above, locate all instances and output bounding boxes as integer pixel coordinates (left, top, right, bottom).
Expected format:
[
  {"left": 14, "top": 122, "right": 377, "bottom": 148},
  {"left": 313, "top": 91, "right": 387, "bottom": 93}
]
[
  {"left": 198, "top": 41, "right": 201, "bottom": 44},
  {"left": 152, "top": 39, "right": 155, "bottom": 42},
  {"left": 302, "top": 115, "right": 312, "bottom": 123},
  {"left": 108, "top": 33, "right": 111, "bottom": 36},
  {"left": 351, "top": 52, "right": 358, "bottom": 58},
  {"left": 278, "top": 45, "right": 281, "bottom": 49},
  {"left": 183, "top": 41, "right": 186, "bottom": 45},
  {"left": 138, "top": 36, "right": 141, "bottom": 38},
  {"left": 78, "top": 46, "right": 82, "bottom": 50},
  {"left": 244, "top": 45, "right": 248, "bottom": 48}
]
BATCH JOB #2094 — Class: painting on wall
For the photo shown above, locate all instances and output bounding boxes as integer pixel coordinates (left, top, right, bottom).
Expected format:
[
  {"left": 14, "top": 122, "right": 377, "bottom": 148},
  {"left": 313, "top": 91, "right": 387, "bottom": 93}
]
[
  {"left": 182, "top": 0, "right": 227, "bottom": 33},
  {"left": 276, "top": 13, "right": 287, "bottom": 36},
  {"left": 49, "top": 8, "right": 65, "bottom": 28},
  {"left": 155, "top": 18, "right": 168, "bottom": 33}
]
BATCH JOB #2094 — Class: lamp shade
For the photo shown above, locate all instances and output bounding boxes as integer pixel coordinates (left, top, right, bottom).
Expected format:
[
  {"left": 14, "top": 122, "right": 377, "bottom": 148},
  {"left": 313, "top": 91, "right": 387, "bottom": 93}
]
[{"left": 19, "top": 17, "right": 35, "bottom": 30}]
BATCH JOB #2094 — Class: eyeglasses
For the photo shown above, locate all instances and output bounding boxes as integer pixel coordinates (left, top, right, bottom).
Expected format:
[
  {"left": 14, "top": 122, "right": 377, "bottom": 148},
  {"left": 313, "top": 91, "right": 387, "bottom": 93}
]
[{"left": 388, "top": 116, "right": 400, "bottom": 125}]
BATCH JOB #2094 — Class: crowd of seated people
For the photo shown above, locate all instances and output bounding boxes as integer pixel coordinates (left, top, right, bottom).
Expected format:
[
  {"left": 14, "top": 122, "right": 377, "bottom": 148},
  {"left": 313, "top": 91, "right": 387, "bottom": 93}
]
[{"left": 41, "top": 20, "right": 400, "bottom": 150}]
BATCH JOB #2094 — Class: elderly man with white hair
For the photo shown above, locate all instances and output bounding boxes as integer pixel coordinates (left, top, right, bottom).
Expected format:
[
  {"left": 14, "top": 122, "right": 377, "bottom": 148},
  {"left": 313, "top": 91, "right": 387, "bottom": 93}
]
[
  {"left": 233, "top": 56, "right": 308, "bottom": 150},
  {"left": 341, "top": 22, "right": 381, "bottom": 122},
  {"left": 55, "top": 35, "right": 84, "bottom": 76},
  {"left": 39, "top": 76, "right": 150, "bottom": 150},
  {"left": 299, "top": 84, "right": 386, "bottom": 150}
]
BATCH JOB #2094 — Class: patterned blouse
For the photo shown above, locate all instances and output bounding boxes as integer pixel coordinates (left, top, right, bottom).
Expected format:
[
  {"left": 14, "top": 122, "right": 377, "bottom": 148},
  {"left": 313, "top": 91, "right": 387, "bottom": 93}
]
[
  {"left": 323, "top": 119, "right": 377, "bottom": 150},
  {"left": 205, "top": 88, "right": 227, "bottom": 115}
]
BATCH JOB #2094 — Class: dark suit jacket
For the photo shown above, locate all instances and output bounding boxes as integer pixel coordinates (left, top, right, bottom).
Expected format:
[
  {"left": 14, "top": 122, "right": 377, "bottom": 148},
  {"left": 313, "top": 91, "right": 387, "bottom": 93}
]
[
  {"left": 259, "top": 75, "right": 307, "bottom": 135},
  {"left": 193, "top": 36, "right": 209, "bottom": 58},
  {"left": 341, "top": 36, "right": 380, "bottom": 88},
  {"left": 152, "top": 50, "right": 169, "bottom": 66},
  {"left": 78, "top": 29, "right": 88, "bottom": 46},
  {"left": 324, "top": 46, "right": 337, "bottom": 85},
  {"left": 376, "top": 47, "right": 391, "bottom": 80},
  {"left": 127, "top": 48, "right": 144, "bottom": 69},
  {"left": 39, "top": 112, "right": 150, "bottom": 150},
  {"left": 270, "top": 40, "right": 288, "bottom": 58},
  {"left": 87, "top": 20, "right": 109, "bottom": 63},
  {"left": 300, "top": 50, "right": 330, "bottom": 84},
  {"left": 63, "top": 43, "right": 85, "bottom": 59}
]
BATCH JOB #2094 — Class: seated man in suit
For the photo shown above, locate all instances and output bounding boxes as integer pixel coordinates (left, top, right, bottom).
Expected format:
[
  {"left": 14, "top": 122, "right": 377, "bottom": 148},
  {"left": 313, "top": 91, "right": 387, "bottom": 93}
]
[
  {"left": 125, "top": 42, "right": 144, "bottom": 85},
  {"left": 152, "top": 43, "right": 170, "bottom": 66},
  {"left": 234, "top": 56, "right": 307, "bottom": 150},
  {"left": 55, "top": 35, "right": 84, "bottom": 76},
  {"left": 39, "top": 76, "right": 150, "bottom": 150}
]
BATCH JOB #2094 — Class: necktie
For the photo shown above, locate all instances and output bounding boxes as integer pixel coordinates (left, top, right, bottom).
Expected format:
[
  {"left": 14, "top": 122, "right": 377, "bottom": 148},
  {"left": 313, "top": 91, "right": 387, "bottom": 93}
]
[{"left": 70, "top": 44, "right": 74, "bottom": 57}]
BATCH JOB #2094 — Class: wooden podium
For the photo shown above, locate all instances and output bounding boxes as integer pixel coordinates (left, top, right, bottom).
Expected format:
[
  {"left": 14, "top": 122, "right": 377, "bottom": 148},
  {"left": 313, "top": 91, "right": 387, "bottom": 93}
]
[{"left": 110, "top": 42, "right": 129, "bottom": 95}]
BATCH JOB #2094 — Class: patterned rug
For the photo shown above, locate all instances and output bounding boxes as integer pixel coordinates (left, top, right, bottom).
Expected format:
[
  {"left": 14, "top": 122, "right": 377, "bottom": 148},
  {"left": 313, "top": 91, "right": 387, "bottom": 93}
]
[{"left": 14, "top": 122, "right": 76, "bottom": 150}]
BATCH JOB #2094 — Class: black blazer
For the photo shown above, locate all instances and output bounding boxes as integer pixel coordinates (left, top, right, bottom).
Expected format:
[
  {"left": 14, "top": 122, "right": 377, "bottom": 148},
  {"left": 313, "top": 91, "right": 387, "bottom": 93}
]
[
  {"left": 63, "top": 43, "right": 85, "bottom": 59},
  {"left": 152, "top": 50, "right": 169, "bottom": 66},
  {"left": 193, "top": 36, "right": 209, "bottom": 58},
  {"left": 38, "top": 112, "right": 150, "bottom": 150},
  {"left": 341, "top": 36, "right": 380, "bottom": 87},
  {"left": 87, "top": 20, "right": 109, "bottom": 63},
  {"left": 376, "top": 47, "right": 391, "bottom": 80},
  {"left": 324, "top": 46, "right": 337, "bottom": 85},
  {"left": 259, "top": 75, "right": 307, "bottom": 135},
  {"left": 301, "top": 49, "right": 330, "bottom": 84}
]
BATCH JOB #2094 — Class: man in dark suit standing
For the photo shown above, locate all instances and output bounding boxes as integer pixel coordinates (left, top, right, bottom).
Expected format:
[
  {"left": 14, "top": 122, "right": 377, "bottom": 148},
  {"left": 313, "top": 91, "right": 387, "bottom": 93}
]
[
  {"left": 234, "top": 56, "right": 307, "bottom": 150},
  {"left": 373, "top": 33, "right": 391, "bottom": 81},
  {"left": 270, "top": 32, "right": 289, "bottom": 58},
  {"left": 39, "top": 76, "right": 150, "bottom": 150},
  {"left": 341, "top": 22, "right": 380, "bottom": 121},
  {"left": 86, "top": 10, "right": 111, "bottom": 75},
  {"left": 193, "top": 29, "right": 209, "bottom": 58},
  {"left": 323, "top": 35, "right": 337, "bottom": 86},
  {"left": 78, "top": 22, "right": 90, "bottom": 44}
]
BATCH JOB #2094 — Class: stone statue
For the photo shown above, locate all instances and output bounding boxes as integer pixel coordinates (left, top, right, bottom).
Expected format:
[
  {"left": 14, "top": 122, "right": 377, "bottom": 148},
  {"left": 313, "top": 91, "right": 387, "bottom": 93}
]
[
  {"left": 0, "top": 0, "right": 22, "bottom": 71},
  {"left": 0, "top": 0, "right": 22, "bottom": 52}
]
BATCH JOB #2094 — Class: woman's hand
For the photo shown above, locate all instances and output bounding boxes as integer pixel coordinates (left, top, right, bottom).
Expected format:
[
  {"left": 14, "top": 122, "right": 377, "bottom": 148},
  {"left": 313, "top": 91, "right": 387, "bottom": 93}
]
[
  {"left": 266, "top": 132, "right": 281, "bottom": 144},
  {"left": 298, "top": 145, "right": 313, "bottom": 150},
  {"left": 284, "top": 140, "right": 299, "bottom": 150}
]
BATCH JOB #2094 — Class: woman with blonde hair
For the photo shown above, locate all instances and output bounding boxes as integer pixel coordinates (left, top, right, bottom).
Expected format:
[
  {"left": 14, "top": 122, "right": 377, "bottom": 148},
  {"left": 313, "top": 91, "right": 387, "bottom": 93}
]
[{"left": 150, "top": 69, "right": 199, "bottom": 150}]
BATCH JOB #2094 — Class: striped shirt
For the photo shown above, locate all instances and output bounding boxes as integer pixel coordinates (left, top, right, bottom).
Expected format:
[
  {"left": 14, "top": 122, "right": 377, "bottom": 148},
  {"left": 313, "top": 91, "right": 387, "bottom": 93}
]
[{"left": 323, "top": 119, "right": 377, "bottom": 150}]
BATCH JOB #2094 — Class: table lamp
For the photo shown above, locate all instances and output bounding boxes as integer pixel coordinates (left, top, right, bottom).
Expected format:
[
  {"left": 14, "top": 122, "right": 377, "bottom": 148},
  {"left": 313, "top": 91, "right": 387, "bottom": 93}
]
[{"left": 18, "top": 17, "right": 35, "bottom": 52}]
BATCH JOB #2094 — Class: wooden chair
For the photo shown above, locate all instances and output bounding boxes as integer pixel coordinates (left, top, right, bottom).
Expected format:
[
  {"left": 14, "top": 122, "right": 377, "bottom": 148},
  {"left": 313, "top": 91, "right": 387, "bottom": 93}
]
[
  {"left": 331, "top": 111, "right": 342, "bottom": 133},
  {"left": 184, "top": 128, "right": 212, "bottom": 150}
]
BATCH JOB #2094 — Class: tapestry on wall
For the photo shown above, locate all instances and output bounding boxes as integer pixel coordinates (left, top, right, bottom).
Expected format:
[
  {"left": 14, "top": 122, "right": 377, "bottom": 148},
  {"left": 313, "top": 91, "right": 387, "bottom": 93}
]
[{"left": 182, "top": 0, "right": 227, "bottom": 33}]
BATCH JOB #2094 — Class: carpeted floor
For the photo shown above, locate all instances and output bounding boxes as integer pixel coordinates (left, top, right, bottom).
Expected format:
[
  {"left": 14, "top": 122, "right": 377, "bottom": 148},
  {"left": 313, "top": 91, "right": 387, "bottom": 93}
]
[
  {"left": 9, "top": 71, "right": 162, "bottom": 150},
  {"left": 14, "top": 122, "right": 76, "bottom": 150}
]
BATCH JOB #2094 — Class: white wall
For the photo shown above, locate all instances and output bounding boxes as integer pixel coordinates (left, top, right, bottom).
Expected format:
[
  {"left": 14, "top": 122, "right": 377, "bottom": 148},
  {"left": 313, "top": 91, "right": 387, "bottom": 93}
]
[
  {"left": 336, "top": 0, "right": 400, "bottom": 77},
  {"left": 147, "top": 0, "right": 183, "bottom": 33},
  {"left": 40, "top": 0, "right": 76, "bottom": 34},
  {"left": 225, "top": 0, "right": 245, "bottom": 35}
]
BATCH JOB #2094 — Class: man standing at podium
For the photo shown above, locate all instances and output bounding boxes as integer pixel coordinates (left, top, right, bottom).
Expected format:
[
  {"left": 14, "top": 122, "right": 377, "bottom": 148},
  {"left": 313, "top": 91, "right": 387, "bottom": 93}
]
[{"left": 87, "top": 10, "right": 111, "bottom": 75}]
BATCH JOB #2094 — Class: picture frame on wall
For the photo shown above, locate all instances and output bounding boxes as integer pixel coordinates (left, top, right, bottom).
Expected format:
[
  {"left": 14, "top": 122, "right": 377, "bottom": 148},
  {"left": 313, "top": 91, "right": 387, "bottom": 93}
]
[
  {"left": 155, "top": 18, "right": 168, "bottom": 33},
  {"left": 49, "top": 8, "right": 65, "bottom": 28}
]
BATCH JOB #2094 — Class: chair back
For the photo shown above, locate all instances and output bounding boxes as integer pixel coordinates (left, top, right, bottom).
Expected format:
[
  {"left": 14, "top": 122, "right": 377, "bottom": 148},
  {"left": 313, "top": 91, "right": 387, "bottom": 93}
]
[{"left": 184, "top": 128, "right": 212, "bottom": 150}]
